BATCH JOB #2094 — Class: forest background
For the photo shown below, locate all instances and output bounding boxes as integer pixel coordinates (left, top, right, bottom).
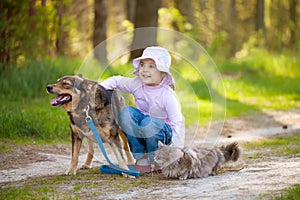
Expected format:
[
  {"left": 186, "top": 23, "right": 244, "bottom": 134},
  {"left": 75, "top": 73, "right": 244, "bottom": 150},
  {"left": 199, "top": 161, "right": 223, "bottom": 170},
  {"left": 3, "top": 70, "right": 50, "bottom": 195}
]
[
  {"left": 1, "top": 0, "right": 300, "bottom": 141},
  {"left": 1, "top": 0, "right": 299, "bottom": 67}
]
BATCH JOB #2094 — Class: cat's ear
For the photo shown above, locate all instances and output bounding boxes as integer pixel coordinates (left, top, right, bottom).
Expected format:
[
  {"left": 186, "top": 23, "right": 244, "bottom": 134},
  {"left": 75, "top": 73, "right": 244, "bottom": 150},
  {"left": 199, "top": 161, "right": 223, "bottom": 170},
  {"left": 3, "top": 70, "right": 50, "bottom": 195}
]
[{"left": 158, "top": 141, "right": 164, "bottom": 148}]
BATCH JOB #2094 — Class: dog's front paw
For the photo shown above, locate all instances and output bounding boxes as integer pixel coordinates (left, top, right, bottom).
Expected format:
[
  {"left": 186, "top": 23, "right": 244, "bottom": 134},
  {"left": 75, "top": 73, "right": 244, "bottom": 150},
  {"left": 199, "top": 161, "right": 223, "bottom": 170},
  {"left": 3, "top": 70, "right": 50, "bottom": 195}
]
[
  {"left": 65, "top": 167, "right": 77, "bottom": 175},
  {"left": 80, "top": 164, "right": 91, "bottom": 170},
  {"left": 179, "top": 176, "right": 187, "bottom": 181}
]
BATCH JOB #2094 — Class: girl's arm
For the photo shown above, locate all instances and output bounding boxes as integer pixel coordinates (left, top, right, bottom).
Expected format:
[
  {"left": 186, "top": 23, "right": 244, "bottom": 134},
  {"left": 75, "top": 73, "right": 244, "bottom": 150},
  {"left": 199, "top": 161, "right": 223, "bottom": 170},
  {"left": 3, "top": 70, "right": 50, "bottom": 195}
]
[
  {"left": 100, "top": 76, "right": 139, "bottom": 93},
  {"left": 165, "top": 90, "right": 185, "bottom": 148}
]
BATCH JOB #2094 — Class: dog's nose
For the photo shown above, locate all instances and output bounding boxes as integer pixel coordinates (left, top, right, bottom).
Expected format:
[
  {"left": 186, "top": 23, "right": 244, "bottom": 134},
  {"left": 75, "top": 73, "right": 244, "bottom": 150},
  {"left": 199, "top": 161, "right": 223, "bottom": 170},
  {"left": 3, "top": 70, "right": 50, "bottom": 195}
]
[{"left": 46, "top": 85, "right": 53, "bottom": 92}]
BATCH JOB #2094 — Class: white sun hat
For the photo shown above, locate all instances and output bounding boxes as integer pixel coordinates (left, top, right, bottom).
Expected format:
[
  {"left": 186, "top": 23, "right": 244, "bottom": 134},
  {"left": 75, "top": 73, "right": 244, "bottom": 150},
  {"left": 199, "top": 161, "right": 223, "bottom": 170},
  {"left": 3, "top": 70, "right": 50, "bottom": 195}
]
[{"left": 132, "top": 46, "right": 175, "bottom": 84}]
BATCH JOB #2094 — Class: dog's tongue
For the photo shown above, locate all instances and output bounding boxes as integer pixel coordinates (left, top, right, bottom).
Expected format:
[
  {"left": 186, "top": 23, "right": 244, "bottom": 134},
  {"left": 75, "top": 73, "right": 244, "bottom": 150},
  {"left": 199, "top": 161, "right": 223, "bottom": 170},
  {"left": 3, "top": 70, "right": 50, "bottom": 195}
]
[{"left": 50, "top": 94, "right": 70, "bottom": 106}]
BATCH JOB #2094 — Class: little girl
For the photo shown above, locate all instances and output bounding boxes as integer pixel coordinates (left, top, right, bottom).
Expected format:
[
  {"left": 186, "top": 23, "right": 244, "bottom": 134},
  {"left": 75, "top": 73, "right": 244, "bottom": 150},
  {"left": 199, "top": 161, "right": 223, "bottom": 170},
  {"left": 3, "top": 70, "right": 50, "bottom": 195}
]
[{"left": 100, "top": 46, "right": 185, "bottom": 172}]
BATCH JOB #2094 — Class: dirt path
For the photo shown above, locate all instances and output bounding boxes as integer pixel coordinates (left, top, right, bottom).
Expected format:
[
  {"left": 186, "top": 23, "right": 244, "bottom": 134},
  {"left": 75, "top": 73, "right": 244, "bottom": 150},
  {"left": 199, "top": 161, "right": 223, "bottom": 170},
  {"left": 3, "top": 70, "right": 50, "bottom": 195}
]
[
  {"left": 1, "top": 109, "right": 300, "bottom": 199},
  {"left": 108, "top": 156, "right": 300, "bottom": 200}
]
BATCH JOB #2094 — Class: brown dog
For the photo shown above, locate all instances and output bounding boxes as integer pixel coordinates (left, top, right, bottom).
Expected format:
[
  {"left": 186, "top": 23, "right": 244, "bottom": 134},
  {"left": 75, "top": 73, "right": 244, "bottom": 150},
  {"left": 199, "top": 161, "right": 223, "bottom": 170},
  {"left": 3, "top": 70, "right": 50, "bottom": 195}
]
[{"left": 46, "top": 75, "right": 134, "bottom": 175}]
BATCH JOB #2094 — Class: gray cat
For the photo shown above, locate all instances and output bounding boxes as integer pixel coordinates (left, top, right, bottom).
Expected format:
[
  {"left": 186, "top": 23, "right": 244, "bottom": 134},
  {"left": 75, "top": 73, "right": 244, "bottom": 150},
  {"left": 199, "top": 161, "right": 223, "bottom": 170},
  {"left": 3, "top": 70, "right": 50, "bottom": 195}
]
[{"left": 154, "top": 141, "right": 241, "bottom": 180}]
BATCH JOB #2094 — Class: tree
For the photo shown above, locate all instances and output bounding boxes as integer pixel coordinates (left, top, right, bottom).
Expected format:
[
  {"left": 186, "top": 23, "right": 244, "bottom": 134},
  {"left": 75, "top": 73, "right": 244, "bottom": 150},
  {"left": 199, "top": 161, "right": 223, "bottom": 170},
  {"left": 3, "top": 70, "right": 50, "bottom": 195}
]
[
  {"left": 129, "top": 0, "right": 162, "bottom": 60},
  {"left": 93, "top": 0, "right": 108, "bottom": 65},
  {"left": 0, "top": 0, "right": 47, "bottom": 69},
  {"left": 289, "top": 0, "right": 297, "bottom": 46},
  {"left": 229, "top": 0, "right": 237, "bottom": 54},
  {"left": 126, "top": 0, "right": 136, "bottom": 23},
  {"left": 174, "top": 0, "right": 194, "bottom": 25},
  {"left": 55, "top": 1, "right": 68, "bottom": 56},
  {"left": 256, "top": 0, "right": 265, "bottom": 31}
]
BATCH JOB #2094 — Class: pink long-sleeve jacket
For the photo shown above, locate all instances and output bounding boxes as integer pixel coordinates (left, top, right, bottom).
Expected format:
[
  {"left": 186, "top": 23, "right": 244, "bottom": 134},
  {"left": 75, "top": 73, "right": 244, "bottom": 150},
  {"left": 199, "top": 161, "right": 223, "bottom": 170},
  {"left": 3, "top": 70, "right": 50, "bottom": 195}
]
[{"left": 100, "top": 75, "right": 185, "bottom": 148}]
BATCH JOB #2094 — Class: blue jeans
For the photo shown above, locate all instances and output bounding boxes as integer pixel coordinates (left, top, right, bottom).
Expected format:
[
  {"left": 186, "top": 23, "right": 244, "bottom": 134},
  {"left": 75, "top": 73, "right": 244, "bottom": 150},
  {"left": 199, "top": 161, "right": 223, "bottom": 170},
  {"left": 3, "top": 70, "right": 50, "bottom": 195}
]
[{"left": 119, "top": 106, "right": 172, "bottom": 164}]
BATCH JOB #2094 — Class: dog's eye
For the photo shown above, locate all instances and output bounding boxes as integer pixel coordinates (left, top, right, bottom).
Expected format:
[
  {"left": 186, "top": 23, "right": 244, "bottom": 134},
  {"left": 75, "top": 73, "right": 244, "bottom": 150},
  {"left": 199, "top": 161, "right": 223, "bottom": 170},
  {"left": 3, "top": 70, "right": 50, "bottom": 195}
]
[{"left": 62, "top": 82, "right": 72, "bottom": 88}]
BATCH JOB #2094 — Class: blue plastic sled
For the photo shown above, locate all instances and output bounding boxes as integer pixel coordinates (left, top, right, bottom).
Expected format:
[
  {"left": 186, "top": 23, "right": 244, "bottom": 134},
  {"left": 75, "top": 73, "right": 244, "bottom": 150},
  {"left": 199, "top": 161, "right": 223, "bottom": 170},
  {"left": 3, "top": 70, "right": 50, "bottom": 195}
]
[{"left": 100, "top": 165, "right": 139, "bottom": 176}]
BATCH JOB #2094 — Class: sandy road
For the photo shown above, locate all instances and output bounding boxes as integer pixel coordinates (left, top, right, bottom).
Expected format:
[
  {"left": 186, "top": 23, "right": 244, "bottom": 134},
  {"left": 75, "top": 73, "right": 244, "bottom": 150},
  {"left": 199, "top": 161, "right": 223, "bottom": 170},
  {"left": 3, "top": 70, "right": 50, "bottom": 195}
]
[{"left": 1, "top": 109, "right": 300, "bottom": 199}]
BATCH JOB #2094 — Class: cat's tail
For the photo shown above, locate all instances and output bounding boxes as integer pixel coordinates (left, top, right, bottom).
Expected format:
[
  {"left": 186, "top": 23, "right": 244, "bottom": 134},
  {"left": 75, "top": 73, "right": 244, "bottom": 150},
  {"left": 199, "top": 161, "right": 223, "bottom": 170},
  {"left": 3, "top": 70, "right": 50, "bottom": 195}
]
[{"left": 221, "top": 142, "right": 240, "bottom": 162}]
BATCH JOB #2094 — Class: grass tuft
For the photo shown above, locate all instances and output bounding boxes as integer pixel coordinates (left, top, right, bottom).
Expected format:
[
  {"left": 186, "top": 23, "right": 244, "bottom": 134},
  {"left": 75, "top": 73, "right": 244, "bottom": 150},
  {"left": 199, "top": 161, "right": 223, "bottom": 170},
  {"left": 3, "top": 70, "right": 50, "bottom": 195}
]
[
  {"left": 244, "top": 133, "right": 300, "bottom": 157},
  {"left": 275, "top": 184, "right": 300, "bottom": 200}
]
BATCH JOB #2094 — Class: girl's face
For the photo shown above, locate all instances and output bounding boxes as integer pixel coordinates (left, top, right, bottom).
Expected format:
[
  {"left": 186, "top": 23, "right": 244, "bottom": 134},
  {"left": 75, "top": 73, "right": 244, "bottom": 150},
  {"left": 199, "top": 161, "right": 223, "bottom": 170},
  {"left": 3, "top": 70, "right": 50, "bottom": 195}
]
[{"left": 138, "top": 58, "right": 165, "bottom": 86}]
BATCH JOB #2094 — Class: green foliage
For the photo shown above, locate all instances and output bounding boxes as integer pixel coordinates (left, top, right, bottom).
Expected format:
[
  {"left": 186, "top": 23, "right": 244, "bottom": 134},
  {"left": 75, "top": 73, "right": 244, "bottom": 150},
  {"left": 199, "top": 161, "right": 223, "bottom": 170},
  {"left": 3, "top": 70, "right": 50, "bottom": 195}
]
[
  {"left": 1, "top": 0, "right": 300, "bottom": 69},
  {"left": 218, "top": 50, "right": 300, "bottom": 117},
  {"left": 0, "top": 58, "right": 79, "bottom": 142},
  {"left": 0, "top": 0, "right": 59, "bottom": 67},
  {"left": 207, "top": 31, "right": 230, "bottom": 62},
  {"left": 0, "top": 57, "right": 80, "bottom": 100},
  {"left": 159, "top": 7, "right": 189, "bottom": 32},
  {"left": 1, "top": 51, "right": 300, "bottom": 142}
]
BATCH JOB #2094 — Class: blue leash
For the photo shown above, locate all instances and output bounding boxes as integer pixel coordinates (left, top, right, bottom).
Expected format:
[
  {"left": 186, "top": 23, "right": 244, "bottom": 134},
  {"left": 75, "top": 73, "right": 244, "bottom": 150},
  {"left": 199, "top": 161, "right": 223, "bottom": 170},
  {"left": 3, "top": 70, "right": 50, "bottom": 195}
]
[{"left": 86, "top": 116, "right": 140, "bottom": 177}]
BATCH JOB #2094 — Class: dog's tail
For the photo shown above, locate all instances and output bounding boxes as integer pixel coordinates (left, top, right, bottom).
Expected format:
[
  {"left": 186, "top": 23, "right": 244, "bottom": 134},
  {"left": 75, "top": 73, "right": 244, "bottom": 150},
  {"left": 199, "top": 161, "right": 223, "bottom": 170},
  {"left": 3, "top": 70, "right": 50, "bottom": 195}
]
[{"left": 220, "top": 142, "right": 240, "bottom": 162}]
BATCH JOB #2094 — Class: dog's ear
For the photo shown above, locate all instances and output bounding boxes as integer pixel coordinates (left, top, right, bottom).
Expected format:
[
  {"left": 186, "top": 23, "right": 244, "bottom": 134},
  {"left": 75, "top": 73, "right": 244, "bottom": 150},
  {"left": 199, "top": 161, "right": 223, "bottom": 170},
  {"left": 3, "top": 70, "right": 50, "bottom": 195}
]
[
  {"left": 77, "top": 74, "right": 83, "bottom": 78},
  {"left": 72, "top": 75, "right": 85, "bottom": 93}
]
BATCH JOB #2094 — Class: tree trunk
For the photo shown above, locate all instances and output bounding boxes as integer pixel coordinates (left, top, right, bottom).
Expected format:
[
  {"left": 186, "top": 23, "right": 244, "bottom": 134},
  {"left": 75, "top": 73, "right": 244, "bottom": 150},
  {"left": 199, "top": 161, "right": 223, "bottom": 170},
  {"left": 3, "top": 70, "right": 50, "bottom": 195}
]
[
  {"left": 126, "top": 0, "right": 136, "bottom": 23},
  {"left": 0, "top": 6, "right": 12, "bottom": 69},
  {"left": 41, "top": 0, "right": 46, "bottom": 7},
  {"left": 29, "top": 0, "right": 36, "bottom": 17},
  {"left": 174, "top": 0, "right": 194, "bottom": 25},
  {"left": 256, "top": 0, "right": 265, "bottom": 31},
  {"left": 55, "top": 1, "right": 68, "bottom": 56},
  {"left": 229, "top": 0, "right": 237, "bottom": 54},
  {"left": 93, "top": 0, "right": 108, "bottom": 65},
  {"left": 129, "top": 0, "right": 161, "bottom": 60},
  {"left": 289, "top": 0, "right": 297, "bottom": 46}
]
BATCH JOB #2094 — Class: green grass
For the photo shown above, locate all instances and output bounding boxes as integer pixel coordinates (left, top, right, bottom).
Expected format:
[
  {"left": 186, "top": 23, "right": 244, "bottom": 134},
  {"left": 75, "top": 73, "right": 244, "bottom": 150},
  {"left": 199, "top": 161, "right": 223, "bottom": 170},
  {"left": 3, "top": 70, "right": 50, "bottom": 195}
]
[
  {"left": 0, "top": 57, "right": 79, "bottom": 143},
  {"left": 244, "top": 133, "right": 300, "bottom": 199},
  {"left": 1, "top": 50, "right": 300, "bottom": 143},
  {"left": 244, "top": 133, "right": 300, "bottom": 158},
  {"left": 0, "top": 57, "right": 80, "bottom": 100},
  {"left": 0, "top": 168, "right": 154, "bottom": 199},
  {"left": 219, "top": 51, "right": 300, "bottom": 116},
  {"left": 273, "top": 184, "right": 300, "bottom": 200},
  {"left": 261, "top": 184, "right": 300, "bottom": 200},
  {"left": 0, "top": 100, "right": 70, "bottom": 143}
]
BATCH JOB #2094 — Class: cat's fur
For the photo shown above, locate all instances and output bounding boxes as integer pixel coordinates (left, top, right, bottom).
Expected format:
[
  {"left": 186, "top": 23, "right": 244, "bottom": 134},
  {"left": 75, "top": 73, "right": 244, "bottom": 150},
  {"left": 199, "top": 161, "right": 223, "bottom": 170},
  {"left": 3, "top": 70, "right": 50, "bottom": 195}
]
[{"left": 154, "top": 141, "right": 240, "bottom": 180}]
